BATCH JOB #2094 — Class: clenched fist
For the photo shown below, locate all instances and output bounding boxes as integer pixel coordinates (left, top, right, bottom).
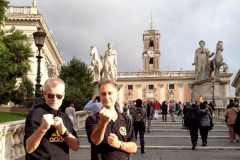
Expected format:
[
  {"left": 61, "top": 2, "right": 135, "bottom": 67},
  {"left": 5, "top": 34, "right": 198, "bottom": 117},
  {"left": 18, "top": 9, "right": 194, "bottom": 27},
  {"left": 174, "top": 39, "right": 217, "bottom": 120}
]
[
  {"left": 40, "top": 114, "right": 54, "bottom": 130},
  {"left": 108, "top": 133, "right": 120, "bottom": 148},
  {"left": 99, "top": 107, "right": 115, "bottom": 124}
]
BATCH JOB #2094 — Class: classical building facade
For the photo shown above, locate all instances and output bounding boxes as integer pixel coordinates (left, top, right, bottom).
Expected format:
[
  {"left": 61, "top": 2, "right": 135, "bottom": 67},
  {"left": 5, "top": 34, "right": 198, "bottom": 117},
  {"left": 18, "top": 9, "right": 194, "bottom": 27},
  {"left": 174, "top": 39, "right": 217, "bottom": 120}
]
[
  {"left": 117, "top": 24, "right": 232, "bottom": 108},
  {"left": 2, "top": 1, "right": 64, "bottom": 89},
  {"left": 232, "top": 69, "right": 240, "bottom": 97}
]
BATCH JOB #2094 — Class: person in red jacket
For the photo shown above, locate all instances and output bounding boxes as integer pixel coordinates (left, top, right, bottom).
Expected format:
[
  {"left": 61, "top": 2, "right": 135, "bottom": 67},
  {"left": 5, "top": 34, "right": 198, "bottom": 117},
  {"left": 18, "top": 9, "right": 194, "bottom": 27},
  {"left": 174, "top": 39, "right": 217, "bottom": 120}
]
[{"left": 153, "top": 101, "right": 161, "bottom": 120}]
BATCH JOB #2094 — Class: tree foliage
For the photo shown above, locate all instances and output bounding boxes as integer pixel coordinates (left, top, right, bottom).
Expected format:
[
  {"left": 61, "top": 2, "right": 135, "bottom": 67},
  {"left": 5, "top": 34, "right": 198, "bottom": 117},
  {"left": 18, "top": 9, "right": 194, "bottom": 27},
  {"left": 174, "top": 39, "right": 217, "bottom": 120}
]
[
  {"left": 0, "top": 27, "right": 34, "bottom": 104},
  {"left": 0, "top": 0, "right": 9, "bottom": 25},
  {"left": 59, "top": 56, "right": 94, "bottom": 111}
]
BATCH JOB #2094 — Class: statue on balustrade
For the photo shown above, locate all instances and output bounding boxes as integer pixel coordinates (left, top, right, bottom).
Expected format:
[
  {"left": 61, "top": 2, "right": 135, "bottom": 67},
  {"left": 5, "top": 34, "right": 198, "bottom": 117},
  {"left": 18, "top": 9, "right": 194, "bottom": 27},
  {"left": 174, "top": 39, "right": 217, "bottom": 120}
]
[
  {"left": 100, "top": 42, "right": 118, "bottom": 82},
  {"left": 192, "top": 40, "right": 214, "bottom": 81}
]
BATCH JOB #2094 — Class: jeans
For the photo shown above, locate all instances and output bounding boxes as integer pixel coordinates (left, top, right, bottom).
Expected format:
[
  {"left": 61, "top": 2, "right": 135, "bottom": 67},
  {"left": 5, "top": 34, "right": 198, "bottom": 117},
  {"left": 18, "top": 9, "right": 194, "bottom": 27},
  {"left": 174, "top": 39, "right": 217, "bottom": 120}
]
[
  {"left": 146, "top": 117, "right": 151, "bottom": 131},
  {"left": 162, "top": 113, "right": 167, "bottom": 121},
  {"left": 133, "top": 123, "right": 146, "bottom": 152},
  {"left": 154, "top": 110, "right": 159, "bottom": 119},
  {"left": 189, "top": 126, "right": 198, "bottom": 145},
  {"left": 170, "top": 111, "right": 175, "bottom": 121},
  {"left": 200, "top": 126, "right": 209, "bottom": 144}
]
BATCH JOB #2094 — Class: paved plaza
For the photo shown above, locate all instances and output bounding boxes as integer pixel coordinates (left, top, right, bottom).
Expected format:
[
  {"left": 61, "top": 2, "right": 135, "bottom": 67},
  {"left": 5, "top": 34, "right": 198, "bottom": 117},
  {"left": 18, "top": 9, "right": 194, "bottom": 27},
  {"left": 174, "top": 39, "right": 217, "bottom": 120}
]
[{"left": 18, "top": 115, "right": 240, "bottom": 160}]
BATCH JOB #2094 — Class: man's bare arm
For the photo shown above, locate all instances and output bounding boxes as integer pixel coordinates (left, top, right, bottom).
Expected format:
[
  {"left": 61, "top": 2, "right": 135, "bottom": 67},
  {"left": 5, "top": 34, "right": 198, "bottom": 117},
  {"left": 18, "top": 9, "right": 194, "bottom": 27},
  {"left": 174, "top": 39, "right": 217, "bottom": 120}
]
[
  {"left": 26, "top": 126, "right": 48, "bottom": 153},
  {"left": 90, "top": 121, "right": 108, "bottom": 145}
]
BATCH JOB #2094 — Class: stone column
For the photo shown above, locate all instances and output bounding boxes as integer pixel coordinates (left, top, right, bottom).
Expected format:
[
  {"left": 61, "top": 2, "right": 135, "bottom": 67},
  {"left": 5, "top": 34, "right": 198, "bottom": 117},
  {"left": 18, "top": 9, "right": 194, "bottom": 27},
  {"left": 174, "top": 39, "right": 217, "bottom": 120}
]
[
  {"left": 178, "top": 83, "right": 184, "bottom": 103},
  {"left": 118, "top": 84, "right": 123, "bottom": 111},
  {"left": 136, "top": 84, "right": 142, "bottom": 99},
  {"left": 158, "top": 83, "right": 165, "bottom": 103}
]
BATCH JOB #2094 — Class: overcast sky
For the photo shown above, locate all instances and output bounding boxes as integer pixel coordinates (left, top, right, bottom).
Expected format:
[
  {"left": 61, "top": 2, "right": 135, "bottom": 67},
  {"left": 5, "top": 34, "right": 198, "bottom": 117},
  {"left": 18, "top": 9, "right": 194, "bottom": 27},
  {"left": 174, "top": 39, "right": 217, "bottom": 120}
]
[{"left": 9, "top": 0, "right": 240, "bottom": 96}]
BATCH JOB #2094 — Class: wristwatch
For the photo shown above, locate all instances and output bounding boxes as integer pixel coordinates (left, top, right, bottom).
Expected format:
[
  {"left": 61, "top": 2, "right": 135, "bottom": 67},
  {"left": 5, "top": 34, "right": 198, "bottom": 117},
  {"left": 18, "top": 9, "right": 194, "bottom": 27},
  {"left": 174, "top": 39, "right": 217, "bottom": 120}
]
[
  {"left": 118, "top": 141, "right": 124, "bottom": 150},
  {"left": 61, "top": 129, "right": 70, "bottom": 138}
]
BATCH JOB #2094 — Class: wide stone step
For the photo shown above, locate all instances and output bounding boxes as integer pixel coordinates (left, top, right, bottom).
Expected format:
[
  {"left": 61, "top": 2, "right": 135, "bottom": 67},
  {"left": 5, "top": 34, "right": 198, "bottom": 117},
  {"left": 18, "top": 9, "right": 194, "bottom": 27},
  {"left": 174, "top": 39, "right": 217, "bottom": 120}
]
[
  {"left": 78, "top": 135, "right": 229, "bottom": 139},
  {"left": 79, "top": 145, "right": 240, "bottom": 150}
]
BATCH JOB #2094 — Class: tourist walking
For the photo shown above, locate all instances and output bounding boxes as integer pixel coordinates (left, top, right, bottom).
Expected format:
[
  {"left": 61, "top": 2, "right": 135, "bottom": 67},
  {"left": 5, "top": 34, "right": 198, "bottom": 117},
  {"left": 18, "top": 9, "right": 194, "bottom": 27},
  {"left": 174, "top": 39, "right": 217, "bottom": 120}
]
[
  {"left": 145, "top": 101, "right": 154, "bottom": 133},
  {"left": 178, "top": 101, "right": 183, "bottom": 116},
  {"left": 234, "top": 98, "right": 239, "bottom": 107},
  {"left": 65, "top": 103, "right": 77, "bottom": 127},
  {"left": 122, "top": 105, "right": 132, "bottom": 120},
  {"left": 224, "top": 102, "right": 239, "bottom": 143},
  {"left": 153, "top": 100, "right": 160, "bottom": 120},
  {"left": 161, "top": 101, "right": 168, "bottom": 122},
  {"left": 185, "top": 103, "right": 199, "bottom": 150},
  {"left": 131, "top": 99, "right": 146, "bottom": 154},
  {"left": 199, "top": 103, "right": 211, "bottom": 146},
  {"left": 170, "top": 101, "right": 176, "bottom": 122}
]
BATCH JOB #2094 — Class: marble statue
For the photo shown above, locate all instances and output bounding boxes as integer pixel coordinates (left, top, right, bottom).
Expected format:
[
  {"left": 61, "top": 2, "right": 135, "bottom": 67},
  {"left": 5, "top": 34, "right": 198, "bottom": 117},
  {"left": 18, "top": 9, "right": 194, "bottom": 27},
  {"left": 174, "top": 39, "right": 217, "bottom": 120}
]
[
  {"left": 100, "top": 42, "right": 118, "bottom": 82},
  {"left": 90, "top": 46, "right": 103, "bottom": 81},
  {"left": 33, "top": 0, "right": 36, "bottom": 6},
  {"left": 192, "top": 40, "right": 213, "bottom": 81},
  {"left": 209, "top": 41, "right": 225, "bottom": 79}
]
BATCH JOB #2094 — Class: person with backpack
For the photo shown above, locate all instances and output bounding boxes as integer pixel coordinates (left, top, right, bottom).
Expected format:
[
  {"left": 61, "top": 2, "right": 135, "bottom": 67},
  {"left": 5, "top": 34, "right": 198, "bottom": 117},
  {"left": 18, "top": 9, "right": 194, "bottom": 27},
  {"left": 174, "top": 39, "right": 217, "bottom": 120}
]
[
  {"left": 161, "top": 101, "right": 168, "bottom": 122},
  {"left": 198, "top": 103, "right": 211, "bottom": 146},
  {"left": 185, "top": 103, "right": 199, "bottom": 150},
  {"left": 131, "top": 99, "right": 146, "bottom": 154},
  {"left": 224, "top": 102, "right": 239, "bottom": 143}
]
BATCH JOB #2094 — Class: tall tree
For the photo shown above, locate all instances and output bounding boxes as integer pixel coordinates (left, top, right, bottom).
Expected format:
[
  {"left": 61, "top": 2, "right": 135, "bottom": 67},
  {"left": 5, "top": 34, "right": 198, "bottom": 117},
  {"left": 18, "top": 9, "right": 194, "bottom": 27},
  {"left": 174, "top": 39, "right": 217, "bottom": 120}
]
[
  {"left": 59, "top": 56, "right": 94, "bottom": 111},
  {"left": 0, "top": 0, "right": 9, "bottom": 25},
  {"left": 0, "top": 27, "right": 34, "bottom": 104}
]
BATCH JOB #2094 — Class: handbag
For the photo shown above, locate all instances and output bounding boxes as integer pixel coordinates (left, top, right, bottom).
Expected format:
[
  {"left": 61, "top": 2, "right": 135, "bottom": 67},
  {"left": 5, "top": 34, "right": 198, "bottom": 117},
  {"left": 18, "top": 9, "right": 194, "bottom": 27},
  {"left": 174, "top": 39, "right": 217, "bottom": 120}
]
[{"left": 209, "top": 114, "right": 214, "bottom": 130}]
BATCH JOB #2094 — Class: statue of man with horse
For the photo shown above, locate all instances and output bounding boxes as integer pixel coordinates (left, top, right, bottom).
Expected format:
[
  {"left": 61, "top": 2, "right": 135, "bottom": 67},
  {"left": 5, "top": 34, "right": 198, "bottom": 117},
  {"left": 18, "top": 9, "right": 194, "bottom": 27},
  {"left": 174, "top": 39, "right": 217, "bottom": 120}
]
[
  {"left": 89, "top": 42, "right": 118, "bottom": 82},
  {"left": 193, "top": 40, "right": 214, "bottom": 81},
  {"left": 208, "top": 41, "right": 225, "bottom": 79},
  {"left": 90, "top": 45, "right": 103, "bottom": 81}
]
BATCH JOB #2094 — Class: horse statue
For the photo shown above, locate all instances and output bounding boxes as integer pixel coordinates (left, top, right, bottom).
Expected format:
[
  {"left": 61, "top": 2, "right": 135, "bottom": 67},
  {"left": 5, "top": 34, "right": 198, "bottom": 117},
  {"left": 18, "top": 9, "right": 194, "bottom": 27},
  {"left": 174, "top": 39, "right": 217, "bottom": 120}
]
[
  {"left": 90, "top": 46, "right": 103, "bottom": 81},
  {"left": 208, "top": 41, "right": 225, "bottom": 79}
]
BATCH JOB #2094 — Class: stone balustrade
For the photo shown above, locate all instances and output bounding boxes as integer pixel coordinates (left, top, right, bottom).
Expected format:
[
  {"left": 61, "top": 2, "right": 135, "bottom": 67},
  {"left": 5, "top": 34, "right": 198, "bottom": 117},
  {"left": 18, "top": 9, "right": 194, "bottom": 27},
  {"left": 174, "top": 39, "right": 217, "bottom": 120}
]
[
  {"left": 215, "top": 107, "right": 227, "bottom": 120},
  {"left": 5, "top": 6, "right": 38, "bottom": 15},
  {"left": 118, "top": 70, "right": 196, "bottom": 78},
  {"left": 0, "top": 110, "right": 92, "bottom": 160}
]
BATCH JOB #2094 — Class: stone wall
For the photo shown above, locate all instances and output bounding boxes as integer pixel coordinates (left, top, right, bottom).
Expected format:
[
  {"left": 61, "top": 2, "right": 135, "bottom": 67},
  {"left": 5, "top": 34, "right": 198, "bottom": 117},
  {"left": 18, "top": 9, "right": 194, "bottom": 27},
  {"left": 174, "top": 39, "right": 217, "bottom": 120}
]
[{"left": 0, "top": 107, "right": 30, "bottom": 113}]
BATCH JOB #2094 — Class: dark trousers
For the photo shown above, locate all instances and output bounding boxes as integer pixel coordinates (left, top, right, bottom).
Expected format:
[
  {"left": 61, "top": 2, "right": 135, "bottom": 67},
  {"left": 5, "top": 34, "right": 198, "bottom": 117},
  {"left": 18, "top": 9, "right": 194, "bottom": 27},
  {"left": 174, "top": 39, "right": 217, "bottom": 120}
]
[
  {"left": 162, "top": 113, "right": 167, "bottom": 121},
  {"left": 189, "top": 126, "right": 198, "bottom": 145},
  {"left": 200, "top": 126, "right": 209, "bottom": 143},
  {"left": 133, "top": 123, "right": 146, "bottom": 152}
]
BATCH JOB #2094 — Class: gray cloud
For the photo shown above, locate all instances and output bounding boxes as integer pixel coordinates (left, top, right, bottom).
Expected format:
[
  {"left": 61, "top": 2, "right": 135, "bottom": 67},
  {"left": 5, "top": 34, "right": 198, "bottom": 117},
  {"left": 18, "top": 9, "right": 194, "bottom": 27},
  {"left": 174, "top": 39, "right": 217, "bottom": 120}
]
[{"left": 9, "top": 0, "right": 240, "bottom": 96}]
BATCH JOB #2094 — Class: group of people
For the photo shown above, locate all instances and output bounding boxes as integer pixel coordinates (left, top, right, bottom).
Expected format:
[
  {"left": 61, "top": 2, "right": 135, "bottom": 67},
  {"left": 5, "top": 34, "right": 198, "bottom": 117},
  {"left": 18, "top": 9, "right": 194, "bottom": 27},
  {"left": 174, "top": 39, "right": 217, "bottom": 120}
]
[
  {"left": 23, "top": 76, "right": 240, "bottom": 159},
  {"left": 184, "top": 102, "right": 213, "bottom": 150},
  {"left": 24, "top": 77, "right": 137, "bottom": 160}
]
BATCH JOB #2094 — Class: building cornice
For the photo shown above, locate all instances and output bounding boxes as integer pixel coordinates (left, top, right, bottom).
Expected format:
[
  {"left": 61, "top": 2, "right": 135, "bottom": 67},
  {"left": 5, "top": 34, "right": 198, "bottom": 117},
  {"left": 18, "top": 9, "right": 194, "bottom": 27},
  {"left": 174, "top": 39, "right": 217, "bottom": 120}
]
[{"left": 5, "top": 6, "right": 64, "bottom": 67}]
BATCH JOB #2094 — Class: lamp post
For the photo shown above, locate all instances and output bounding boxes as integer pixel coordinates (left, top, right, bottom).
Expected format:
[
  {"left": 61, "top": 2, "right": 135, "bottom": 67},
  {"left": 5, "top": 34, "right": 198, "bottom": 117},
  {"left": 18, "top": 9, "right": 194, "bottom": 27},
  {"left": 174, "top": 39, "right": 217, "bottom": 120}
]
[
  {"left": 31, "top": 27, "right": 46, "bottom": 109},
  {"left": 211, "top": 77, "right": 216, "bottom": 106}
]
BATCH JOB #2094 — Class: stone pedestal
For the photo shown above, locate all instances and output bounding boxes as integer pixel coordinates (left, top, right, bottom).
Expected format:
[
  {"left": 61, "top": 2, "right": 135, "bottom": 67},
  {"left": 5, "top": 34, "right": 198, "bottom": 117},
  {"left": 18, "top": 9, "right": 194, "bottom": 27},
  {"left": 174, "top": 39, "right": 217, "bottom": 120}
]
[
  {"left": 192, "top": 79, "right": 228, "bottom": 108},
  {"left": 93, "top": 81, "right": 100, "bottom": 96}
]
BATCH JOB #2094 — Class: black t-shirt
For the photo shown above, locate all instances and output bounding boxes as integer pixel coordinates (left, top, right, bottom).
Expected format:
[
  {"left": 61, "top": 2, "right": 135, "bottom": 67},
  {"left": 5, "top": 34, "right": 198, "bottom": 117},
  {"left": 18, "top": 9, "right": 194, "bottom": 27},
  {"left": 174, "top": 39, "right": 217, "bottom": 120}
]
[
  {"left": 24, "top": 103, "right": 78, "bottom": 160},
  {"left": 85, "top": 111, "right": 136, "bottom": 160}
]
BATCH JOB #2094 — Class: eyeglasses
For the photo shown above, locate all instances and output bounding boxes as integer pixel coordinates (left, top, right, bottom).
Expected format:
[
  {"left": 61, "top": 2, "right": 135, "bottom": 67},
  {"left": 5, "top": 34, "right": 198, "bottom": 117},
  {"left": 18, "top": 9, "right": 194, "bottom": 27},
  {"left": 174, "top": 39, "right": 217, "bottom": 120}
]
[{"left": 47, "top": 93, "right": 63, "bottom": 99}]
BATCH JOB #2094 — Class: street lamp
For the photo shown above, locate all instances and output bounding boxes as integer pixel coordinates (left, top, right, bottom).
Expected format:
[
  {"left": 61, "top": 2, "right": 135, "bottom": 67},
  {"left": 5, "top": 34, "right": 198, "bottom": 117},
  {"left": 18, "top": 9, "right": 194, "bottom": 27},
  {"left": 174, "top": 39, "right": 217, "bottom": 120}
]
[
  {"left": 211, "top": 77, "right": 216, "bottom": 106},
  {"left": 31, "top": 27, "right": 46, "bottom": 109}
]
